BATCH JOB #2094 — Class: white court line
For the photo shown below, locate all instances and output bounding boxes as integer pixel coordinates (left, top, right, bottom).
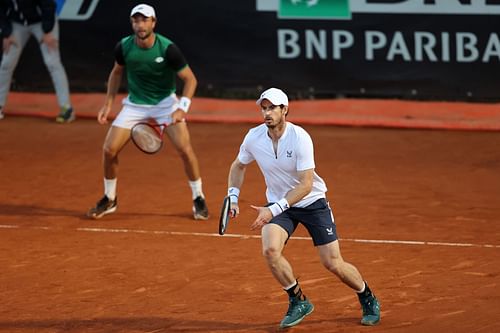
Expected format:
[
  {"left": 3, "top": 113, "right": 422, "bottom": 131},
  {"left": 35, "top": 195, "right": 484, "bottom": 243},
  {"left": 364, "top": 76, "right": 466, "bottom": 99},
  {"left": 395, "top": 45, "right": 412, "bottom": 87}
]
[{"left": 1, "top": 224, "right": 499, "bottom": 249}]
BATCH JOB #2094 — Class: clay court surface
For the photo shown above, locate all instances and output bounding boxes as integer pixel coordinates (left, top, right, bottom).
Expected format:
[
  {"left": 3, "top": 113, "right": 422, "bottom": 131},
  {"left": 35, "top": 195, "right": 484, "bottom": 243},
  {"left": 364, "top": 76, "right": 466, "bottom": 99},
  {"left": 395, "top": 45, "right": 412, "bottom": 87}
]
[{"left": 1, "top": 102, "right": 500, "bottom": 332}]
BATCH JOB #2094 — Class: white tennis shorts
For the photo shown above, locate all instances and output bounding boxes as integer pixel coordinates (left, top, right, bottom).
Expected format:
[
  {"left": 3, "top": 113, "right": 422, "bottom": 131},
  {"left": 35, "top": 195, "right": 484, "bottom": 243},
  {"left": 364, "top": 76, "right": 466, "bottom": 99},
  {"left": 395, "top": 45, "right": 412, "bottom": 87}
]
[{"left": 112, "top": 93, "right": 179, "bottom": 129}]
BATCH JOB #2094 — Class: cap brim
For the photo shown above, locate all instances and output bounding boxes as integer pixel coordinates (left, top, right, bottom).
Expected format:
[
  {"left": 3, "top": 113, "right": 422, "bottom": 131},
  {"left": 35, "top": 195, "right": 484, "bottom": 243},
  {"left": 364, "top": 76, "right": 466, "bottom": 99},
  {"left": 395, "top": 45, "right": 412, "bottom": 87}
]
[{"left": 255, "top": 97, "right": 265, "bottom": 105}]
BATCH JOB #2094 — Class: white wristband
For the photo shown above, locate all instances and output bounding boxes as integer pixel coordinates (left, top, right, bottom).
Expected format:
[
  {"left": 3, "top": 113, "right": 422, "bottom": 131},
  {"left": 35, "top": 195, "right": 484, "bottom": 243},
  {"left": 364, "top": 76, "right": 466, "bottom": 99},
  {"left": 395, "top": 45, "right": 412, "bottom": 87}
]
[
  {"left": 178, "top": 96, "right": 191, "bottom": 113},
  {"left": 268, "top": 198, "right": 290, "bottom": 217},
  {"left": 228, "top": 187, "right": 240, "bottom": 203}
]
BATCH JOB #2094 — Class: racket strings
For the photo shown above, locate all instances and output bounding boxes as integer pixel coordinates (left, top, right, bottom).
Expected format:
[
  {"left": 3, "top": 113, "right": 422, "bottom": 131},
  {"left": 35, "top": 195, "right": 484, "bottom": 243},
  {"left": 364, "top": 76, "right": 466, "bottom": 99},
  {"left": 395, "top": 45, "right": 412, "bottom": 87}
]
[{"left": 131, "top": 124, "right": 162, "bottom": 153}]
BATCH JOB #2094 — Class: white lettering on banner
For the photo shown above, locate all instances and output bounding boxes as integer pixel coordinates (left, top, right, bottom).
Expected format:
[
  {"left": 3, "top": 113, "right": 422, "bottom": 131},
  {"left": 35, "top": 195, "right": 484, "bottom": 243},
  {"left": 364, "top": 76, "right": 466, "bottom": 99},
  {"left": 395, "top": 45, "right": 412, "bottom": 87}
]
[
  {"left": 442, "top": 32, "right": 450, "bottom": 61},
  {"left": 279, "top": 29, "right": 356, "bottom": 59},
  {"left": 306, "top": 30, "right": 327, "bottom": 59},
  {"left": 365, "top": 31, "right": 386, "bottom": 60},
  {"left": 257, "top": 0, "right": 500, "bottom": 15},
  {"left": 354, "top": 0, "right": 500, "bottom": 15},
  {"left": 278, "top": 29, "right": 500, "bottom": 63},
  {"left": 483, "top": 34, "right": 500, "bottom": 62},
  {"left": 387, "top": 32, "right": 411, "bottom": 61},
  {"left": 278, "top": 30, "right": 301, "bottom": 58},
  {"left": 333, "top": 30, "right": 354, "bottom": 59},
  {"left": 457, "top": 33, "right": 479, "bottom": 62},
  {"left": 414, "top": 32, "right": 437, "bottom": 62}
]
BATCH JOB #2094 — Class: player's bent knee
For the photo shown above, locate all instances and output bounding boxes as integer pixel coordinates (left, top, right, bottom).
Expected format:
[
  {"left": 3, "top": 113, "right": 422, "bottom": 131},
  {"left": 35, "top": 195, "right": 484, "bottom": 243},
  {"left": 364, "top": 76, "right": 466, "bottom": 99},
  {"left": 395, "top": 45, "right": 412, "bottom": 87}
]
[
  {"left": 262, "top": 246, "right": 282, "bottom": 261},
  {"left": 103, "top": 145, "right": 119, "bottom": 158}
]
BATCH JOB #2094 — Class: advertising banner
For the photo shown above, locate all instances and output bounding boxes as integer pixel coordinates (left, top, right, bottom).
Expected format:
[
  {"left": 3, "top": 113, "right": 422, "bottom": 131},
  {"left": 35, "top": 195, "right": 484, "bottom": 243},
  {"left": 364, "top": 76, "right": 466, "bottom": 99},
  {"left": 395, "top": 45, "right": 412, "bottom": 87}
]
[{"left": 7, "top": 0, "right": 500, "bottom": 101}]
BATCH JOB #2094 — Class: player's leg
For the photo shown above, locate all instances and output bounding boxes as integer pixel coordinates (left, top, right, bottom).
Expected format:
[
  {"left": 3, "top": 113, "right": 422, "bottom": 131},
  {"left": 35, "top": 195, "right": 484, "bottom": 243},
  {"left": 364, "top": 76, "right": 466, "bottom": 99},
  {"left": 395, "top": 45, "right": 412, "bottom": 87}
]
[
  {"left": 31, "top": 20, "right": 74, "bottom": 123},
  {"left": 87, "top": 126, "right": 130, "bottom": 219},
  {"left": 165, "top": 122, "right": 208, "bottom": 220},
  {"left": 317, "top": 240, "right": 365, "bottom": 289},
  {"left": 0, "top": 23, "right": 31, "bottom": 113},
  {"left": 165, "top": 122, "right": 200, "bottom": 180},
  {"left": 102, "top": 126, "right": 131, "bottom": 180},
  {"left": 317, "top": 241, "right": 380, "bottom": 325},
  {"left": 262, "top": 221, "right": 314, "bottom": 328},
  {"left": 299, "top": 198, "right": 380, "bottom": 325},
  {"left": 261, "top": 223, "right": 295, "bottom": 286},
  {"left": 304, "top": 198, "right": 380, "bottom": 325}
]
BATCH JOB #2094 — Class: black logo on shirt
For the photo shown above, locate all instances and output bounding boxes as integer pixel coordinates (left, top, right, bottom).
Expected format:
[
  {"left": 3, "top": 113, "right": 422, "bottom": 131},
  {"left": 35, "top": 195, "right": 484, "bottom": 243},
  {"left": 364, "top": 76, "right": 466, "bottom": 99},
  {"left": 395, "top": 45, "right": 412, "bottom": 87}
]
[{"left": 286, "top": 150, "right": 293, "bottom": 158}]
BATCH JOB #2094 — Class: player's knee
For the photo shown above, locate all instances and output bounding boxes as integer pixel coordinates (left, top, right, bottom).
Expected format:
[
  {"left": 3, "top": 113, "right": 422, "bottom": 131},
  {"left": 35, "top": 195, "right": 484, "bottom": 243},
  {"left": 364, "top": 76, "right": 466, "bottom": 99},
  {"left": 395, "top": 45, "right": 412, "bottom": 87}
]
[
  {"left": 103, "top": 145, "right": 119, "bottom": 158},
  {"left": 262, "top": 245, "right": 282, "bottom": 262}
]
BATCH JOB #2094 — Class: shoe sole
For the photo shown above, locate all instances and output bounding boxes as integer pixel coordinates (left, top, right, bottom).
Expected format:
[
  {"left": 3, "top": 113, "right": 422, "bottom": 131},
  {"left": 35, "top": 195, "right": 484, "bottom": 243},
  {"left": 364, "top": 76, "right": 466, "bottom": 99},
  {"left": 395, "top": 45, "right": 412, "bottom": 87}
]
[
  {"left": 193, "top": 213, "right": 209, "bottom": 220},
  {"left": 192, "top": 204, "right": 209, "bottom": 220},
  {"left": 279, "top": 305, "right": 314, "bottom": 328},
  {"left": 87, "top": 206, "right": 117, "bottom": 219},
  {"left": 361, "top": 317, "right": 380, "bottom": 326},
  {"left": 56, "top": 115, "right": 76, "bottom": 123}
]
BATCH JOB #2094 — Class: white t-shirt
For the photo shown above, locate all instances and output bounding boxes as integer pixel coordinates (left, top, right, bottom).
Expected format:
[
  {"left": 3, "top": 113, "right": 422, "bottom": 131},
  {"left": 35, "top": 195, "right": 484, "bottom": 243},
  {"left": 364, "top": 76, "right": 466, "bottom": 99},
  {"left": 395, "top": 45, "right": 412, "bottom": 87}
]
[{"left": 238, "top": 122, "right": 327, "bottom": 208}]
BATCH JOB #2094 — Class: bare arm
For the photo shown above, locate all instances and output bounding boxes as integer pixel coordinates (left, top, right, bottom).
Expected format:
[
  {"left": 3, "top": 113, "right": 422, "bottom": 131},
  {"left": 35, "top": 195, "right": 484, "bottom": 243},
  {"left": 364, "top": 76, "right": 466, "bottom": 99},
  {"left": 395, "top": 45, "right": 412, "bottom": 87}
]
[
  {"left": 177, "top": 65, "right": 197, "bottom": 99},
  {"left": 283, "top": 168, "right": 313, "bottom": 206},
  {"left": 98, "top": 62, "right": 123, "bottom": 124},
  {"left": 172, "top": 66, "right": 197, "bottom": 123},
  {"left": 227, "top": 158, "right": 248, "bottom": 217}
]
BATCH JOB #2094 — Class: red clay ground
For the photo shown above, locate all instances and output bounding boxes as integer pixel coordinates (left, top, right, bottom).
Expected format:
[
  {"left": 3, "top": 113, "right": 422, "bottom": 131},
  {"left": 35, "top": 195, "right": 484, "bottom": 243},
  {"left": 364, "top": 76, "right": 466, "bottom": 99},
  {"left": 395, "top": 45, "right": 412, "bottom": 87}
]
[{"left": 1, "top": 99, "right": 500, "bottom": 332}]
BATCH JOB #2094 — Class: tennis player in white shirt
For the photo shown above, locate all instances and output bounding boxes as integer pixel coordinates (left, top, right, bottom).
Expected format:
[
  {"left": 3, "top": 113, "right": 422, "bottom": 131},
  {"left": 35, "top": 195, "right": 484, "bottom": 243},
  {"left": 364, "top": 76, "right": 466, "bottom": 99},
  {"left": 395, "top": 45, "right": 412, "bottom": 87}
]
[{"left": 226, "top": 87, "right": 381, "bottom": 329}]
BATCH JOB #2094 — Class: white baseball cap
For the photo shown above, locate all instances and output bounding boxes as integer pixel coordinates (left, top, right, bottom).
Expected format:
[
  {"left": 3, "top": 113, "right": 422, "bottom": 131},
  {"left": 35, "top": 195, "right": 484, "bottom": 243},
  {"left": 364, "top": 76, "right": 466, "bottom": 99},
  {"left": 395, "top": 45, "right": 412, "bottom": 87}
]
[
  {"left": 130, "top": 4, "right": 156, "bottom": 18},
  {"left": 256, "top": 87, "right": 289, "bottom": 106}
]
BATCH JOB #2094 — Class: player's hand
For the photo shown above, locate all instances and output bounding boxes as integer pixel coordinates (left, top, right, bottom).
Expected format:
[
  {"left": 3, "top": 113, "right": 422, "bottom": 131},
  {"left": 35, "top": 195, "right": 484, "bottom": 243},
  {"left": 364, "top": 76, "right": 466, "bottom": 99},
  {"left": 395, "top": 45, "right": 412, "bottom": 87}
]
[
  {"left": 41, "top": 33, "right": 58, "bottom": 51},
  {"left": 2, "top": 36, "right": 17, "bottom": 54},
  {"left": 250, "top": 205, "right": 273, "bottom": 230},
  {"left": 171, "top": 109, "right": 186, "bottom": 124},
  {"left": 230, "top": 203, "right": 239, "bottom": 218},
  {"left": 97, "top": 105, "right": 111, "bottom": 125}
]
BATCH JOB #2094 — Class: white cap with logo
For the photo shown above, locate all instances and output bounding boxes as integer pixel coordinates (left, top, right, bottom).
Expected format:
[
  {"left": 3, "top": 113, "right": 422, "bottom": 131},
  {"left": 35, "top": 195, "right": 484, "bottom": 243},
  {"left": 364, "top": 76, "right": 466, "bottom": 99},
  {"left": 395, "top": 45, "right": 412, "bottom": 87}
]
[
  {"left": 256, "top": 87, "right": 289, "bottom": 106},
  {"left": 130, "top": 4, "right": 156, "bottom": 18}
]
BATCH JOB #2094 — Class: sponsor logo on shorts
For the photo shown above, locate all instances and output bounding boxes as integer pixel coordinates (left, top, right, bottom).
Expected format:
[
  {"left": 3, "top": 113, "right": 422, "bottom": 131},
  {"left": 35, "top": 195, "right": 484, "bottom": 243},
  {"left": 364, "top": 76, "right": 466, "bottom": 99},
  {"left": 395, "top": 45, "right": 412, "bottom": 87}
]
[{"left": 326, "top": 227, "right": 334, "bottom": 235}]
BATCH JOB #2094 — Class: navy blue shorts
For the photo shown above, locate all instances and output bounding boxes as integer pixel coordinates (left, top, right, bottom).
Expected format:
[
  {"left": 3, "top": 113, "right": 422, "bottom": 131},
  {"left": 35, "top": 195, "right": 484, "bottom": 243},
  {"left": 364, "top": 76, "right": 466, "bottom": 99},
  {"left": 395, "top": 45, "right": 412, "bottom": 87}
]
[{"left": 269, "top": 198, "right": 338, "bottom": 246}]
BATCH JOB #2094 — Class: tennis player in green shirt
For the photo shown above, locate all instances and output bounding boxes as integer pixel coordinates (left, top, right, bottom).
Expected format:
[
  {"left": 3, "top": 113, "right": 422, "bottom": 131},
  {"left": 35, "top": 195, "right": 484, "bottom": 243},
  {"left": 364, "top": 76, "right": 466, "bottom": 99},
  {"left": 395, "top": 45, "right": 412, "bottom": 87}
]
[{"left": 88, "top": 4, "right": 208, "bottom": 221}]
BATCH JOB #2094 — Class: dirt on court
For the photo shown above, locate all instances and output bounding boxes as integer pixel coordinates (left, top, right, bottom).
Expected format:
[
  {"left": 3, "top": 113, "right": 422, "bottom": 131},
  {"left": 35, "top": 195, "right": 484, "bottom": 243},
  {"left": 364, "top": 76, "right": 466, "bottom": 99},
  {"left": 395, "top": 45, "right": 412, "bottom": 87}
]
[{"left": 1, "top": 113, "right": 499, "bottom": 332}]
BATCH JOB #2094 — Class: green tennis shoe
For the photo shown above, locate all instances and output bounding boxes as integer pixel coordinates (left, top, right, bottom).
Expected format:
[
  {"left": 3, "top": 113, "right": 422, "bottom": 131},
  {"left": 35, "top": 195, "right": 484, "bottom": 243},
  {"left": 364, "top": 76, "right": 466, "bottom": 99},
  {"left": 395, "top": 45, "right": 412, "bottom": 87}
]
[
  {"left": 279, "top": 296, "right": 314, "bottom": 328},
  {"left": 359, "top": 294, "right": 381, "bottom": 326}
]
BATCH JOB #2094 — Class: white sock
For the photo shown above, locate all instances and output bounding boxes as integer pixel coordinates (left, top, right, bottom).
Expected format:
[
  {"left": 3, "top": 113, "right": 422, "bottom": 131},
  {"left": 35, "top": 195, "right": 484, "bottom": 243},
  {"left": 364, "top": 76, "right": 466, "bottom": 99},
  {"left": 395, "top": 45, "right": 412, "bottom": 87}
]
[
  {"left": 283, "top": 281, "right": 297, "bottom": 291},
  {"left": 104, "top": 178, "right": 117, "bottom": 200},
  {"left": 188, "top": 178, "right": 204, "bottom": 199},
  {"left": 356, "top": 282, "right": 366, "bottom": 294}
]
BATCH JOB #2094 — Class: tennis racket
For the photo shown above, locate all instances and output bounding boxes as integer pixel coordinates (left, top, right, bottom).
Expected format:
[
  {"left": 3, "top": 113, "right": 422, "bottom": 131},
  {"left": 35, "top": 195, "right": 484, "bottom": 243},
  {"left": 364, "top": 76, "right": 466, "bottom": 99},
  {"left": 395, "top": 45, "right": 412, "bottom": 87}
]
[
  {"left": 219, "top": 196, "right": 232, "bottom": 235},
  {"left": 130, "top": 122, "right": 166, "bottom": 154}
]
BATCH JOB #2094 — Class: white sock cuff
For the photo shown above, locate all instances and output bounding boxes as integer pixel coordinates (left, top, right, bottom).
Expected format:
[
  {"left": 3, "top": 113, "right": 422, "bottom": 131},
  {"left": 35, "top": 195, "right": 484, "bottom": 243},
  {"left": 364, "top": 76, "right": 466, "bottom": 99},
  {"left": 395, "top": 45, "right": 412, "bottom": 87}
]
[
  {"left": 104, "top": 178, "right": 117, "bottom": 200},
  {"left": 356, "top": 282, "right": 366, "bottom": 294},
  {"left": 188, "top": 178, "right": 203, "bottom": 199},
  {"left": 283, "top": 281, "right": 297, "bottom": 291}
]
